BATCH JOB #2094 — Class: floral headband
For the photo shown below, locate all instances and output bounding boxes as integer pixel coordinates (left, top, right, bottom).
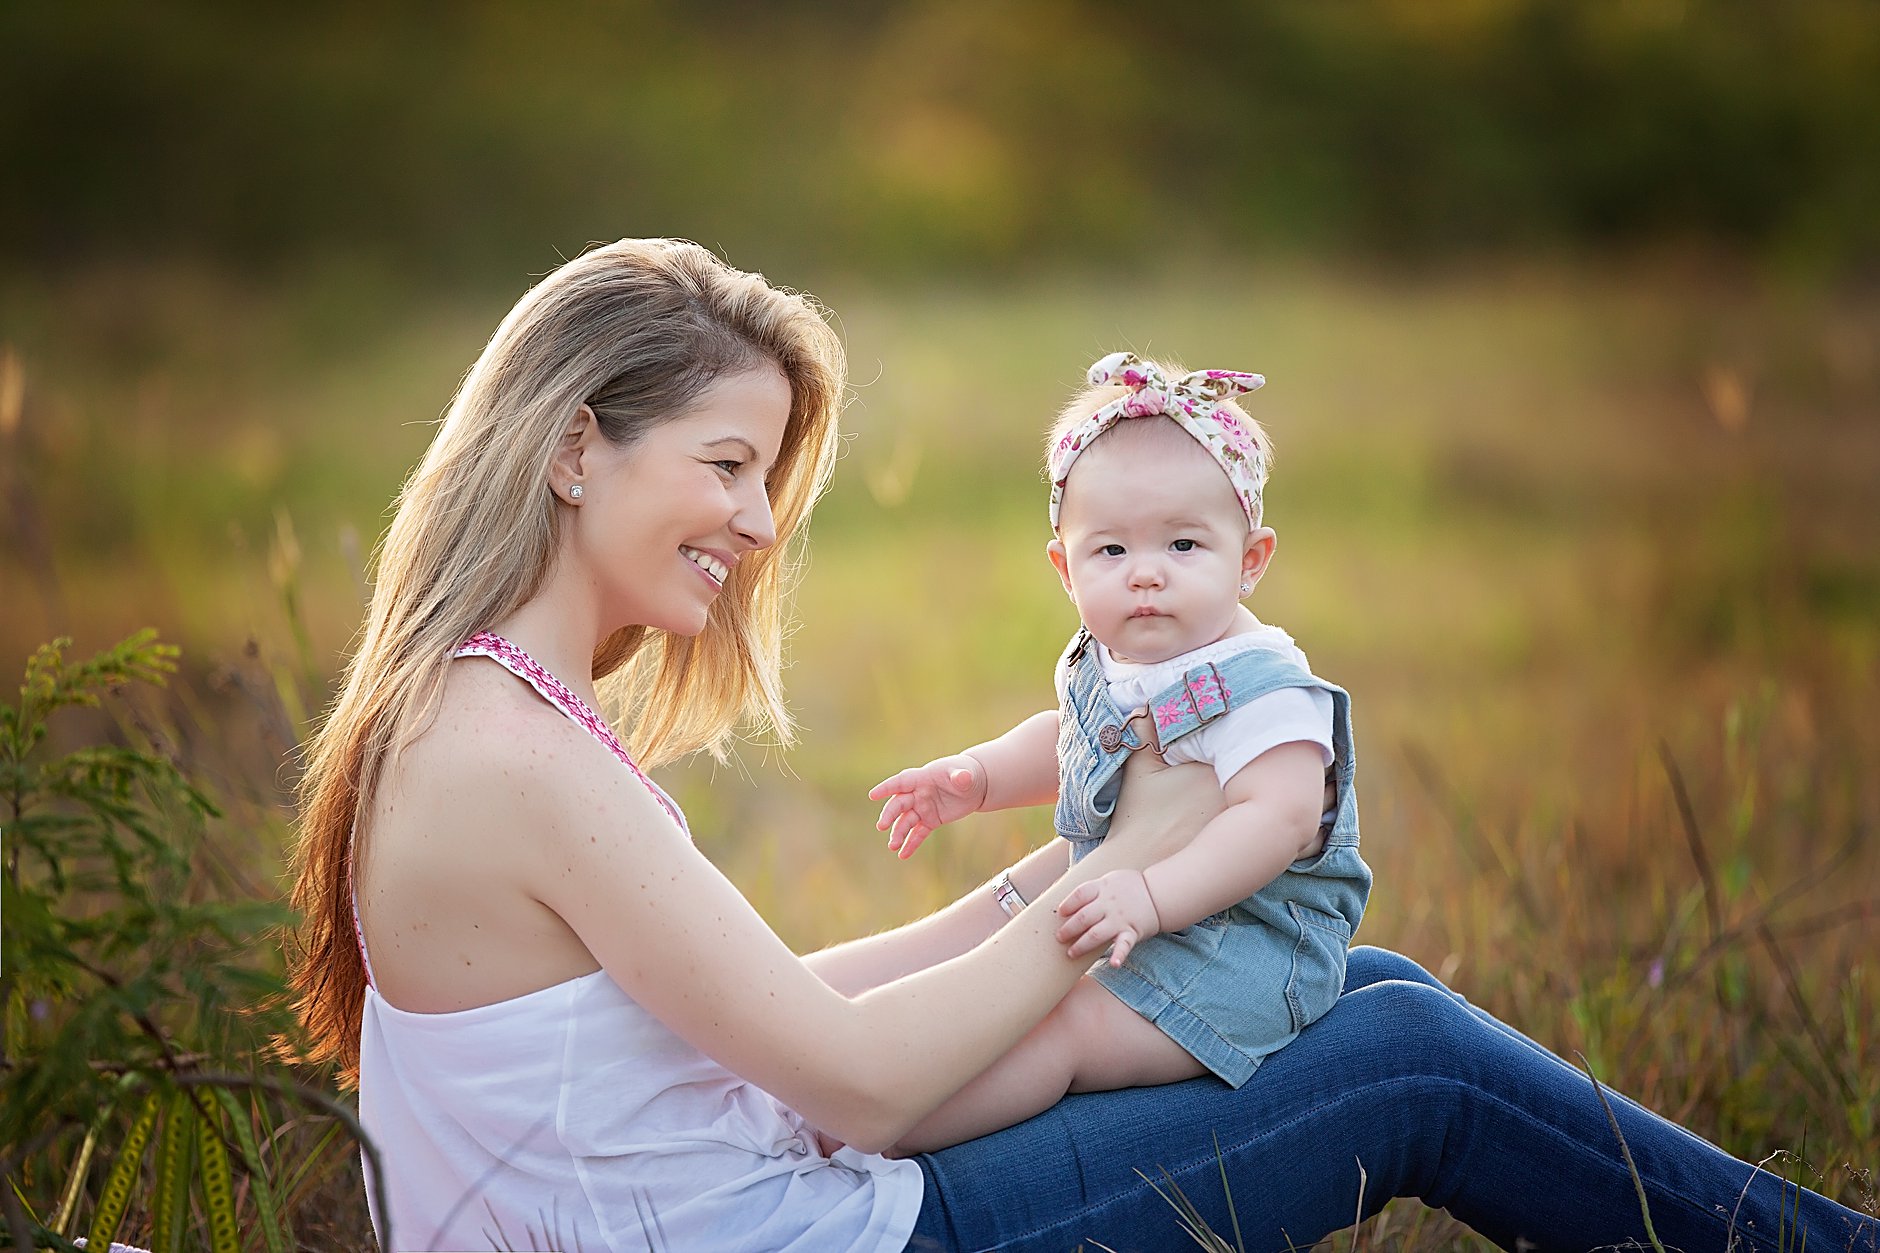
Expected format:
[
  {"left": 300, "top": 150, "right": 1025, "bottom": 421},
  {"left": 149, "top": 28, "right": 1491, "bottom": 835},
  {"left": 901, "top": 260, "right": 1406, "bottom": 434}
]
[{"left": 1048, "top": 351, "right": 1268, "bottom": 532}]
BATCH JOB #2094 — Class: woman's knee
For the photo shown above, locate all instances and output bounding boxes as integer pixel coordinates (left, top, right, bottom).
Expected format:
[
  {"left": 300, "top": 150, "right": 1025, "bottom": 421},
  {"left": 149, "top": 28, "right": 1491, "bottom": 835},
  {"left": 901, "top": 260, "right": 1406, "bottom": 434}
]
[
  {"left": 1343, "top": 945, "right": 1441, "bottom": 993},
  {"left": 1332, "top": 978, "right": 1480, "bottom": 1070}
]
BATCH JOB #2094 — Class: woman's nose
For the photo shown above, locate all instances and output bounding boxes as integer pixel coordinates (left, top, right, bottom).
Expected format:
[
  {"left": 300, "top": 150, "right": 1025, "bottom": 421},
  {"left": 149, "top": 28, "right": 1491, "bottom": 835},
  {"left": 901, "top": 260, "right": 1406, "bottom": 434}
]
[{"left": 735, "top": 481, "right": 777, "bottom": 550}]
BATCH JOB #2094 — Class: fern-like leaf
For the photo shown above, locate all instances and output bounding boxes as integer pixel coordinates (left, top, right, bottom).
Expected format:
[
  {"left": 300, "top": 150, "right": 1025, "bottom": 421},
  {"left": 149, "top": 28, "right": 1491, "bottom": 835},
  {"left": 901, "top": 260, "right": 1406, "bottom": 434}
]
[{"left": 85, "top": 1086, "right": 160, "bottom": 1248}]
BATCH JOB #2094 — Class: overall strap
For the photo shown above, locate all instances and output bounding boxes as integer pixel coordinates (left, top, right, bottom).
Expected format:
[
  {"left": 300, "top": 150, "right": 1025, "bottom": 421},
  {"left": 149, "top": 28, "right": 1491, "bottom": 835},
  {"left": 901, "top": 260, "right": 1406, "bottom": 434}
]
[{"left": 1135, "top": 646, "right": 1319, "bottom": 756}]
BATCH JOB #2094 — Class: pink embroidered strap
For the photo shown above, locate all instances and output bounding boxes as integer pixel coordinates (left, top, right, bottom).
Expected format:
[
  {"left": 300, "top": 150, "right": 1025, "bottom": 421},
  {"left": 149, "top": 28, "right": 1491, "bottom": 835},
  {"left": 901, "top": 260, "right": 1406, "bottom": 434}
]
[
  {"left": 454, "top": 631, "right": 689, "bottom": 833},
  {"left": 353, "top": 865, "right": 377, "bottom": 978},
  {"left": 1150, "top": 662, "right": 1233, "bottom": 746},
  {"left": 352, "top": 880, "right": 377, "bottom": 990}
]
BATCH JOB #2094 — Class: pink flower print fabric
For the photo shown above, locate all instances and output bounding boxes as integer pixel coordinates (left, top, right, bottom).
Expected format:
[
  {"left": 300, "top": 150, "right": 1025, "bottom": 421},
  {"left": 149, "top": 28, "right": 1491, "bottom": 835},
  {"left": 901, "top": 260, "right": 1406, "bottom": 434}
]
[
  {"left": 1153, "top": 668, "right": 1232, "bottom": 734},
  {"left": 1049, "top": 352, "right": 1269, "bottom": 531}
]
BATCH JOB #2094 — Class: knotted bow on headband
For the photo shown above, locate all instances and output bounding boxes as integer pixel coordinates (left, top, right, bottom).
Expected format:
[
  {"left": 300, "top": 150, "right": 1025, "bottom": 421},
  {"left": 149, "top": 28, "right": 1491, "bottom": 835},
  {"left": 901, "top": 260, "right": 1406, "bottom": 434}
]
[{"left": 1047, "top": 351, "right": 1268, "bottom": 532}]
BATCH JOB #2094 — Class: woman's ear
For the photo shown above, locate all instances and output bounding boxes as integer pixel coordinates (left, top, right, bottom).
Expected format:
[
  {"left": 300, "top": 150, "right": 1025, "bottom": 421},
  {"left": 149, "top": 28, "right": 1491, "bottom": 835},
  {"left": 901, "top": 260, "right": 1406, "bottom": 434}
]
[
  {"left": 548, "top": 404, "right": 600, "bottom": 505},
  {"left": 1046, "top": 538, "right": 1075, "bottom": 599},
  {"left": 1240, "top": 526, "right": 1277, "bottom": 596}
]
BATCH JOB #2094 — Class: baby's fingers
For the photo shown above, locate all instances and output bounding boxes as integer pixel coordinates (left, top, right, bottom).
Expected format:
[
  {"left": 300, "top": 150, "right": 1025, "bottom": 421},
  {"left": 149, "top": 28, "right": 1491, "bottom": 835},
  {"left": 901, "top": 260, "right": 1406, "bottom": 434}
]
[
  {"left": 1056, "top": 882, "right": 1097, "bottom": 917},
  {"left": 885, "top": 811, "right": 924, "bottom": 852},
  {"left": 1108, "top": 928, "right": 1139, "bottom": 967},
  {"left": 1065, "top": 915, "right": 1127, "bottom": 959},
  {"left": 1054, "top": 908, "right": 1093, "bottom": 947},
  {"left": 874, "top": 793, "right": 913, "bottom": 833},
  {"left": 1056, "top": 899, "right": 1112, "bottom": 948},
  {"left": 867, "top": 770, "right": 916, "bottom": 803},
  {"left": 894, "top": 824, "right": 933, "bottom": 860}
]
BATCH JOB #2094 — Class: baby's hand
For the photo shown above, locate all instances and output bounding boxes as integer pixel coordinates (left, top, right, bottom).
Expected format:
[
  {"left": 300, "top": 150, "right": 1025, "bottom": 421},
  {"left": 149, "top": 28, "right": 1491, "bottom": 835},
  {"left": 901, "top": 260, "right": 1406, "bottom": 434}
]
[
  {"left": 867, "top": 753, "right": 987, "bottom": 859},
  {"left": 1055, "top": 869, "right": 1162, "bottom": 967}
]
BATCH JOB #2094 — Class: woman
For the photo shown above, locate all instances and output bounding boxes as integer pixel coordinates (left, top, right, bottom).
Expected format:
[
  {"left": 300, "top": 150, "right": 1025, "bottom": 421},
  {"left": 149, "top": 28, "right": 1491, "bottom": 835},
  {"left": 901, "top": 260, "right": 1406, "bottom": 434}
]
[{"left": 286, "top": 239, "right": 1875, "bottom": 1252}]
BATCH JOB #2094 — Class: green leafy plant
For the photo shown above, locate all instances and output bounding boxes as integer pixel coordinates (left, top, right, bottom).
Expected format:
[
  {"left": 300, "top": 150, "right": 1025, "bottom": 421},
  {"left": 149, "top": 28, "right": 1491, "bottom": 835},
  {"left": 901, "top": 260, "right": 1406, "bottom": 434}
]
[{"left": 0, "top": 632, "right": 318, "bottom": 1248}]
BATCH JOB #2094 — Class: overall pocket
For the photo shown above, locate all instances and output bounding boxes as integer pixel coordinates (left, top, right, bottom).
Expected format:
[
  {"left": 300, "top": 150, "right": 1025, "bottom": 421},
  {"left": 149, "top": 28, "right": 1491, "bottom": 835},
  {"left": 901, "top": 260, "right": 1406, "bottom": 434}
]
[{"left": 1284, "top": 901, "right": 1352, "bottom": 1033}]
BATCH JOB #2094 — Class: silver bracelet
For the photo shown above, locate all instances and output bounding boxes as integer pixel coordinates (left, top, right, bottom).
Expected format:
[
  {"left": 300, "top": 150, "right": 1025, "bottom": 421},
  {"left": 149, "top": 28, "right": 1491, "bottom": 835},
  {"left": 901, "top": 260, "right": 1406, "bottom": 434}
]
[{"left": 992, "top": 869, "right": 1028, "bottom": 919}]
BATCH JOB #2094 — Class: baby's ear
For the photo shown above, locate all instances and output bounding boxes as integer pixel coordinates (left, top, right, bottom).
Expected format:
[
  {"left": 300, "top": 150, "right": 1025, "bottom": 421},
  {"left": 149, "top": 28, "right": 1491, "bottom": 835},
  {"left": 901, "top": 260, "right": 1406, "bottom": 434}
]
[
  {"left": 1046, "top": 539, "right": 1075, "bottom": 598},
  {"left": 1241, "top": 526, "right": 1277, "bottom": 590}
]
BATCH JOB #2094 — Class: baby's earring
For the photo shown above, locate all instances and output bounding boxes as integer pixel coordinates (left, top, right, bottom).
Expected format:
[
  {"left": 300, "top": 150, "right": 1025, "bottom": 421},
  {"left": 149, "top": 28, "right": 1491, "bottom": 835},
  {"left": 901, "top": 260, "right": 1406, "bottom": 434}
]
[{"left": 1238, "top": 580, "right": 1252, "bottom": 597}]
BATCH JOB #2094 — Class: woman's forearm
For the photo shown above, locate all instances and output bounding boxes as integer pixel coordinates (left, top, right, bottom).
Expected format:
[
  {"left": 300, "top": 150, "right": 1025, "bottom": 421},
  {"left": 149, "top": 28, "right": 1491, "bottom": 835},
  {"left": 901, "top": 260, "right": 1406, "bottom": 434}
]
[
  {"left": 806, "top": 711, "right": 1068, "bottom": 997},
  {"left": 803, "top": 840, "right": 1069, "bottom": 995}
]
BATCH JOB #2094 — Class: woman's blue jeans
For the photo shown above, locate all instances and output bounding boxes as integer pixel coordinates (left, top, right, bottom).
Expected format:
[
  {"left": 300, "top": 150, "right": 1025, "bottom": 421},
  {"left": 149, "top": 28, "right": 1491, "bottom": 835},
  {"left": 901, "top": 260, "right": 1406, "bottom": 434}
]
[{"left": 907, "top": 946, "right": 1877, "bottom": 1252}]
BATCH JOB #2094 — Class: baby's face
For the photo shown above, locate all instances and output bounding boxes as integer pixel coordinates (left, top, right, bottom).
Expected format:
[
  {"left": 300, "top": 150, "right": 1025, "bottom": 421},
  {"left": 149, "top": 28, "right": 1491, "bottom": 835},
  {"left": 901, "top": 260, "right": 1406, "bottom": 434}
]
[{"left": 1049, "top": 429, "right": 1256, "bottom": 665}]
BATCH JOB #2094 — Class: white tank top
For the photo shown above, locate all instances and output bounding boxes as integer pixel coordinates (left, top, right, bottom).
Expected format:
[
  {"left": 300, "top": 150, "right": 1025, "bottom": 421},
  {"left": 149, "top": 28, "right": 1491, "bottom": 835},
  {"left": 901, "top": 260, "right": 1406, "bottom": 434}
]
[{"left": 357, "top": 632, "right": 923, "bottom": 1252}]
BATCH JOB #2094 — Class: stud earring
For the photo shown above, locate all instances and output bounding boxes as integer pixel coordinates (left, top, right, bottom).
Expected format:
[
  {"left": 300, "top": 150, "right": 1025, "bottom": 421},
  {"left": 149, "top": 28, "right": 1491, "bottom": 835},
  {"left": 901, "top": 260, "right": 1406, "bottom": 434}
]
[
  {"left": 1238, "top": 581, "right": 1252, "bottom": 597},
  {"left": 568, "top": 484, "right": 584, "bottom": 500}
]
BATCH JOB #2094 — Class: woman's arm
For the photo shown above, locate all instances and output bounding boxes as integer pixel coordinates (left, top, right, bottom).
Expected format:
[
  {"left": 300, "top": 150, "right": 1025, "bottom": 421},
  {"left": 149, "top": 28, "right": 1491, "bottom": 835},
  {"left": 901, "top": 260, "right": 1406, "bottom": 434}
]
[
  {"left": 805, "top": 838, "right": 1072, "bottom": 996},
  {"left": 517, "top": 734, "right": 1216, "bottom": 1153}
]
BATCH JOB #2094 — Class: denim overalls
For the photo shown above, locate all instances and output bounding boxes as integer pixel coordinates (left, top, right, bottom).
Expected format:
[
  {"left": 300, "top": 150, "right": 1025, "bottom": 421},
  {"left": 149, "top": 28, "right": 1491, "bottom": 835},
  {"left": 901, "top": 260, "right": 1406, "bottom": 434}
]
[{"left": 1054, "top": 629, "right": 1372, "bottom": 1086}]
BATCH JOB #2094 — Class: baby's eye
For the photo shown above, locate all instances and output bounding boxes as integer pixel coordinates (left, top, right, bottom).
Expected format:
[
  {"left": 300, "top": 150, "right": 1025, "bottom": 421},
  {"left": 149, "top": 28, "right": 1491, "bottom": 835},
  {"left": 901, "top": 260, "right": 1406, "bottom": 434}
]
[
  {"left": 1099, "top": 543, "right": 1126, "bottom": 558},
  {"left": 1171, "top": 538, "right": 1197, "bottom": 552}
]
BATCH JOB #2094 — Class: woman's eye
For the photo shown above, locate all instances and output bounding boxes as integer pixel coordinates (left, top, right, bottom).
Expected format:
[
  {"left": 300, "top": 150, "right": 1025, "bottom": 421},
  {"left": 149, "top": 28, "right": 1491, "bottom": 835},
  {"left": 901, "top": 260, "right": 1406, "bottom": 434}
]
[
  {"left": 713, "top": 459, "right": 742, "bottom": 475},
  {"left": 1171, "top": 538, "right": 1197, "bottom": 552},
  {"left": 1100, "top": 544, "right": 1126, "bottom": 558}
]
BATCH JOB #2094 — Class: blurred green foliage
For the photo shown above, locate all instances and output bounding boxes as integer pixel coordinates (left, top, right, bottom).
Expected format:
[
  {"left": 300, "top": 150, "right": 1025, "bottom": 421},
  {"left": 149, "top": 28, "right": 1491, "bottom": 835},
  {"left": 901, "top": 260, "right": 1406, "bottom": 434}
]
[
  {"left": 0, "top": 633, "right": 346, "bottom": 1248},
  {"left": 0, "top": 633, "right": 278, "bottom": 1144},
  {"left": 4, "top": 0, "right": 1879, "bottom": 286}
]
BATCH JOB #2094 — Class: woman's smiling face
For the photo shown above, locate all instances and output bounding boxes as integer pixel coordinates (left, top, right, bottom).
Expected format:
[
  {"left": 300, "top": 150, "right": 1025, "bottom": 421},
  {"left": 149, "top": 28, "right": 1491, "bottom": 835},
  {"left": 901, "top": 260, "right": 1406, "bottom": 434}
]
[{"left": 572, "top": 363, "right": 792, "bottom": 636}]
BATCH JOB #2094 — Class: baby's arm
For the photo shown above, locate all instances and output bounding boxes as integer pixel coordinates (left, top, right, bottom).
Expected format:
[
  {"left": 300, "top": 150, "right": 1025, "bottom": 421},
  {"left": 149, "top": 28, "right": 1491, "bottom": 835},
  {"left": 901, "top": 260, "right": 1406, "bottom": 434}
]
[
  {"left": 869, "top": 709, "right": 1060, "bottom": 858},
  {"left": 1056, "top": 740, "right": 1327, "bottom": 964}
]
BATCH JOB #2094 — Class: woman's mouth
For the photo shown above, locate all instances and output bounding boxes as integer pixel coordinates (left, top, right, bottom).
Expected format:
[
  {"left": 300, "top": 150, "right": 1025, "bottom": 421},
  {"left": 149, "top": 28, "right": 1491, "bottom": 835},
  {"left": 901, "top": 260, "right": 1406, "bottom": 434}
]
[{"left": 680, "top": 545, "right": 729, "bottom": 587}]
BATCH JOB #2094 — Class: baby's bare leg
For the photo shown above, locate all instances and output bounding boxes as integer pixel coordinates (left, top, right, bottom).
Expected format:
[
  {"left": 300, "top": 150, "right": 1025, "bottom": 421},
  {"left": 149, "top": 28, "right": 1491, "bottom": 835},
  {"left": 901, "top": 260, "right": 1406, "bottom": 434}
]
[{"left": 891, "top": 975, "right": 1206, "bottom": 1155}]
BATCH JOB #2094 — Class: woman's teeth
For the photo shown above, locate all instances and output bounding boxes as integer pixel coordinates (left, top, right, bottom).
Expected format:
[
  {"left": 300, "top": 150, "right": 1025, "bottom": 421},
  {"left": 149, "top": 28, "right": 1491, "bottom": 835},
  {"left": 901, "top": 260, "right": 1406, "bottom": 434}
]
[{"left": 681, "top": 546, "right": 728, "bottom": 585}]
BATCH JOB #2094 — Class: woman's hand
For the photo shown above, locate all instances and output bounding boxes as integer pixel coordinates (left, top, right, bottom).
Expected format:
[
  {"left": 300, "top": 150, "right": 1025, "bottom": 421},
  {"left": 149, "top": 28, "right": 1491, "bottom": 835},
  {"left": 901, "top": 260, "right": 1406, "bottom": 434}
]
[
  {"left": 1056, "top": 868, "right": 1162, "bottom": 965},
  {"left": 1102, "top": 756, "right": 1223, "bottom": 866}
]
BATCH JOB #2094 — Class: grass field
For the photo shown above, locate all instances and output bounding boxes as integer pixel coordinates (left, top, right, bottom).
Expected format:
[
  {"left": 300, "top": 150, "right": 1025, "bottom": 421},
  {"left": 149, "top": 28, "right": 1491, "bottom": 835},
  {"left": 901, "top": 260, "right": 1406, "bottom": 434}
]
[{"left": 3, "top": 255, "right": 1876, "bottom": 1244}]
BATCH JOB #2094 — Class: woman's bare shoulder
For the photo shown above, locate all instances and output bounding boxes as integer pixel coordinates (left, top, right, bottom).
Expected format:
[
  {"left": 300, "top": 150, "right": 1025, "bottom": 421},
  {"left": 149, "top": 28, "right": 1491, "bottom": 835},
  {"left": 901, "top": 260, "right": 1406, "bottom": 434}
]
[
  {"left": 362, "top": 659, "right": 656, "bottom": 1005},
  {"left": 387, "top": 658, "right": 615, "bottom": 812}
]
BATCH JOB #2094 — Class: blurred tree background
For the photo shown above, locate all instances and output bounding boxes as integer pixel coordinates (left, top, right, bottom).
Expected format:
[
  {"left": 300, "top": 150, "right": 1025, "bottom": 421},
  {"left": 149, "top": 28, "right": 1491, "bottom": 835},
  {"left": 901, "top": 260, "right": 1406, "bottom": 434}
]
[
  {"left": 3, "top": 0, "right": 1879, "bottom": 1244},
  {"left": 5, "top": 0, "right": 1879, "bottom": 285}
]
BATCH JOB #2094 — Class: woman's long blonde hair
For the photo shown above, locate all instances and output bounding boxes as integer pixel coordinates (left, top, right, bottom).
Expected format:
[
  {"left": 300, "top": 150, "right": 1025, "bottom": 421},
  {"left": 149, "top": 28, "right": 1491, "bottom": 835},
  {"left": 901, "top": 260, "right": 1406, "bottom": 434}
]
[{"left": 285, "top": 239, "right": 845, "bottom": 1082}]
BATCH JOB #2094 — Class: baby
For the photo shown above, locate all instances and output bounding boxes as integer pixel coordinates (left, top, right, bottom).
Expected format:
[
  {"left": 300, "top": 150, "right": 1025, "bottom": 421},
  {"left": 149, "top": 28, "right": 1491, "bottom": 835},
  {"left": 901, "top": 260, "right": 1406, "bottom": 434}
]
[{"left": 871, "top": 352, "right": 1371, "bottom": 1152}]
